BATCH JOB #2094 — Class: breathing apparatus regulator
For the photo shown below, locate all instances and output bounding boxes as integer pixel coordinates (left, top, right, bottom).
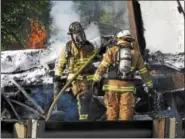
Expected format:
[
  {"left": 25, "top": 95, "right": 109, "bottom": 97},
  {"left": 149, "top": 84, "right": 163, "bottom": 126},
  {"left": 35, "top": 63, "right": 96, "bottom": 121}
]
[
  {"left": 67, "top": 22, "right": 87, "bottom": 49},
  {"left": 115, "top": 30, "right": 135, "bottom": 79}
]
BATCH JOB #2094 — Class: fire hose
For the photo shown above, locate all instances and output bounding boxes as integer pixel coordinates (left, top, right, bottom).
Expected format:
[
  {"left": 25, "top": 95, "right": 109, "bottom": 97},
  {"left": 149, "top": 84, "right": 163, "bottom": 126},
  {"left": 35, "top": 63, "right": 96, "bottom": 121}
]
[{"left": 46, "top": 51, "right": 98, "bottom": 121}]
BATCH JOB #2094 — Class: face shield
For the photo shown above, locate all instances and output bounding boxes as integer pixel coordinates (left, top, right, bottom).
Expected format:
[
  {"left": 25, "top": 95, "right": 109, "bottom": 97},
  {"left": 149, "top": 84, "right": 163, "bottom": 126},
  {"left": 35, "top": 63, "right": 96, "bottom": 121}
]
[{"left": 71, "top": 31, "right": 87, "bottom": 48}]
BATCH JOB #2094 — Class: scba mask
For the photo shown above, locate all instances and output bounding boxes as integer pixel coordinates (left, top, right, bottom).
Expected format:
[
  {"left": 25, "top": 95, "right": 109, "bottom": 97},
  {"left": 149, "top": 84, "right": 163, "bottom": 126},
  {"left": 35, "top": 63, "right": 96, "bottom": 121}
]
[
  {"left": 72, "top": 32, "right": 86, "bottom": 48},
  {"left": 68, "top": 22, "right": 87, "bottom": 49}
]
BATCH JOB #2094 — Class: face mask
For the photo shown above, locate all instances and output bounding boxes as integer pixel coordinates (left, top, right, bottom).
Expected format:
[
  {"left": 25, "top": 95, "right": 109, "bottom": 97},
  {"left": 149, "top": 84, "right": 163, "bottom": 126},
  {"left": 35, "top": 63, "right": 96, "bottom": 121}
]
[{"left": 72, "top": 32, "right": 86, "bottom": 48}]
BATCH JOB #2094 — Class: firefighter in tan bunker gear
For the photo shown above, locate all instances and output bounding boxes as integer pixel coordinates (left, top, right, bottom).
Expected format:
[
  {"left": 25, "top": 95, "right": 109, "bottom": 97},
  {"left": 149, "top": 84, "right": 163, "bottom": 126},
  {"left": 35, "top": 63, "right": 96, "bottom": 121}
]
[
  {"left": 93, "top": 30, "right": 154, "bottom": 120},
  {"left": 54, "top": 22, "right": 96, "bottom": 120}
]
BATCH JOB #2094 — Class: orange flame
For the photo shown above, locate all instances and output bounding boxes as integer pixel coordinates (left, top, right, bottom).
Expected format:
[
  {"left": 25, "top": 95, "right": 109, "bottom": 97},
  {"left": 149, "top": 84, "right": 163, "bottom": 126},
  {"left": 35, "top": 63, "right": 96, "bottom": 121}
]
[{"left": 26, "top": 17, "right": 47, "bottom": 49}]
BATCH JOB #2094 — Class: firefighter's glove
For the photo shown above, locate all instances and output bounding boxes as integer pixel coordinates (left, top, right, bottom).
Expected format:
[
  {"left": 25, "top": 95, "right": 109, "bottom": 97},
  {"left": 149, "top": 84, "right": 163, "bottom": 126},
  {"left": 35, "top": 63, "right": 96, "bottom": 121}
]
[
  {"left": 92, "top": 81, "right": 100, "bottom": 96},
  {"left": 53, "top": 76, "right": 66, "bottom": 85}
]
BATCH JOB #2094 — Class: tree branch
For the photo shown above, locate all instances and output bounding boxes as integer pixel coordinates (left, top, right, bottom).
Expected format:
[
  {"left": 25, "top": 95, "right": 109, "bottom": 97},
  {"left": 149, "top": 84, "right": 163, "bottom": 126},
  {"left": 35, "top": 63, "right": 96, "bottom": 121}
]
[{"left": 2, "top": 17, "right": 25, "bottom": 48}]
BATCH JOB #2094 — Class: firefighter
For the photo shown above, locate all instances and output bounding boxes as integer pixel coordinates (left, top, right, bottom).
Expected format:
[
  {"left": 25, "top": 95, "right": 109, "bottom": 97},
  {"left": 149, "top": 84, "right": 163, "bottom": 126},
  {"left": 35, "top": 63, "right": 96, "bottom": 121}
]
[
  {"left": 53, "top": 22, "right": 96, "bottom": 120},
  {"left": 92, "top": 30, "right": 155, "bottom": 121}
]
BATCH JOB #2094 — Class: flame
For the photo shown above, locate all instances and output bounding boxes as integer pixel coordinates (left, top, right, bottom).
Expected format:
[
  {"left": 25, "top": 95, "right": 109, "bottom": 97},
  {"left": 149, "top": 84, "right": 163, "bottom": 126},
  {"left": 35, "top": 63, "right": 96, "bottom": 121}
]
[{"left": 26, "top": 17, "right": 47, "bottom": 49}]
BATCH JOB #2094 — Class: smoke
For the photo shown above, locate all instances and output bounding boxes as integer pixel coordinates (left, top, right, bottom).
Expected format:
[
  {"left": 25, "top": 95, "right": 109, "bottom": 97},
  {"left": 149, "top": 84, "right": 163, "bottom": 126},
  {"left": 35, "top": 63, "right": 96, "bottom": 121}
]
[
  {"left": 109, "top": 1, "right": 130, "bottom": 29},
  {"left": 85, "top": 22, "right": 101, "bottom": 41},
  {"left": 48, "top": 1, "right": 101, "bottom": 53},
  {"left": 139, "top": 1, "right": 184, "bottom": 54},
  {"left": 48, "top": 1, "right": 80, "bottom": 52},
  {"left": 40, "top": 1, "right": 101, "bottom": 65}
]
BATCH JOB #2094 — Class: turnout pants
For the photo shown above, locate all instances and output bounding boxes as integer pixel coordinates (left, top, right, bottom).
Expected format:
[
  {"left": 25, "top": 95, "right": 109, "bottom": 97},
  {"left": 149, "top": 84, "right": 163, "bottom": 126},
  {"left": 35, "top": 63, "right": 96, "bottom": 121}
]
[
  {"left": 71, "top": 79, "right": 92, "bottom": 121},
  {"left": 104, "top": 91, "right": 136, "bottom": 121}
]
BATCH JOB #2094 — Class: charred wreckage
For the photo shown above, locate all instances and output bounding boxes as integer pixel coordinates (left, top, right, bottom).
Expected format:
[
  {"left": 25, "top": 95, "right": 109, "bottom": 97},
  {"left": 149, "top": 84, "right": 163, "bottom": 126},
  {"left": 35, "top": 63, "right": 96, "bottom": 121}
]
[{"left": 1, "top": 0, "right": 185, "bottom": 138}]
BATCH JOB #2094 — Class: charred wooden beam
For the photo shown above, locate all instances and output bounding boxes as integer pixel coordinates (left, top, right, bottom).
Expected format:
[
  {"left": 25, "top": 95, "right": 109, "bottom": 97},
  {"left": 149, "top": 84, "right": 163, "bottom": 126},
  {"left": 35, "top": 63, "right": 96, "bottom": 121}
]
[
  {"left": 127, "top": 0, "right": 139, "bottom": 51},
  {"left": 10, "top": 78, "right": 45, "bottom": 115},
  {"left": 127, "top": 0, "right": 146, "bottom": 55}
]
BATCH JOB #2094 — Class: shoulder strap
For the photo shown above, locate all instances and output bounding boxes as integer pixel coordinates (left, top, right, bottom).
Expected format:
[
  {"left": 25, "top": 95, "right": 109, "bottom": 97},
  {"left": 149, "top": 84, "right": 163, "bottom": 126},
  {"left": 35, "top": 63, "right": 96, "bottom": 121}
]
[{"left": 65, "top": 40, "right": 72, "bottom": 58}]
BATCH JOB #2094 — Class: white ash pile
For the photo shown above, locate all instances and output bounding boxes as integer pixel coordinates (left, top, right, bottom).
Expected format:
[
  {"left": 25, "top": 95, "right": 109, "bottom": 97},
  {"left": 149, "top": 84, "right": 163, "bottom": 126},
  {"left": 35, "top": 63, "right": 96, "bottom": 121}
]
[
  {"left": 1, "top": 37, "right": 102, "bottom": 87},
  {"left": 1, "top": 49, "right": 55, "bottom": 87},
  {"left": 149, "top": 51, "right": 184, "bottom": 71}
]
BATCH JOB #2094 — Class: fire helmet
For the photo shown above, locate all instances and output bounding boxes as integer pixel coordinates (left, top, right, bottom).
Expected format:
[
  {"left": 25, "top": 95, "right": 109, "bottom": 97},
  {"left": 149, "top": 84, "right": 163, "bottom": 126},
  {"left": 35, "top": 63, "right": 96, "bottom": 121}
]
[
  {"left": 68, "top": 22, "right": 84, "bottom": 34},
  {"left": 68, "top": 22, "right": 87, "bottom": 48},
  {"left": 116, "top": 30, "right": 135, "bottom": 42}
]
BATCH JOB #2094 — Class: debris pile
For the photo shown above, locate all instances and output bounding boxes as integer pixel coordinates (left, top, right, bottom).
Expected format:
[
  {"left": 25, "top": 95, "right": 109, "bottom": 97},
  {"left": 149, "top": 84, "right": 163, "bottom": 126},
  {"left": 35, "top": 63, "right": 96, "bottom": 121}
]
[
  {"left": 1, "top": 41, "right": 184, "bottom": 88},
  {"left": 149, "top": 51, "right": 184, "bottom": 71}
]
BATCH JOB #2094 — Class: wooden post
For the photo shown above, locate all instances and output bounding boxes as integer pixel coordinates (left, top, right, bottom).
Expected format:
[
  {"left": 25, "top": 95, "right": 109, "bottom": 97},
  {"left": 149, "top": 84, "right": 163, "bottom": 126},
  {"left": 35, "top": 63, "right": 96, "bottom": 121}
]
[
  {"left": 169, "top": 118, "right": 176, "bottom": 138},
  {"left": 127, "top": 0, "right": 140, "bottom": 52},
  {"left": 14, "top": 122, "right": 27, "bottom": 138},
  {"left": 153, "top": 118, "right": 166, "bottom": 138}
]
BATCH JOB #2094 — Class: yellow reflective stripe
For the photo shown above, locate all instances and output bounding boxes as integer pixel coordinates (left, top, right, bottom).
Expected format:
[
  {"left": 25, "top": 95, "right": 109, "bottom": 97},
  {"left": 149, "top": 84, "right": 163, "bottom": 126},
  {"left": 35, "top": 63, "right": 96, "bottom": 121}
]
[
  {"left": 86, "top": 75, "right": 94, "bottom": 80},
  {"left": 103, "top": 87, "right": 135, "bottom": 92},
  {"left": 103, "top": 85, "right": 135, "bottom": 89},
  {"left": 60, "top": 59, "right": 67, "bottom": 62},
  {"left": 76, "top": 75, "right": 84, "bottom": 80},
  {"left": 76, "top": 61, "right": 87, "bottom": 64},
  {"left": 101, "top": 60, "right": 110, "bottom": 67},
  {"left": 103, "top": 85, "right": 135, "bottom": 92},
  {"left": 77, "top": 96, "right": 81, "bottom": 119},
  {"left": 145, "top": 80, "right": 153, "bottom": 87},
  {"left": 139, "top": 67, "right": 148, "bottom": 74},
  {"left": 79, "top": 114, "right": 88, "bottom": 120},
  {"left": 76, "top": 58, "right": 89, "bottom": 63},
  {"left": 68, "top": 74, "right": 94, "bottom": 80},
  {"left": 103, "top": 87, "right": 136, "bottom": 93},
  {"left": 139, "top": 67, "right": 147, "bottom": 72},
  {"left": 87, "top": 75, "right": 94, "bottom": 78},
  {"left": 77, "top": 96, "right": 88, "bottom": 120},
  {"left": 93, "top": 74, "right": 101, "bottom": 81},
  {"left": 140, "top": 71, "right": 147, "bottom": 75}
]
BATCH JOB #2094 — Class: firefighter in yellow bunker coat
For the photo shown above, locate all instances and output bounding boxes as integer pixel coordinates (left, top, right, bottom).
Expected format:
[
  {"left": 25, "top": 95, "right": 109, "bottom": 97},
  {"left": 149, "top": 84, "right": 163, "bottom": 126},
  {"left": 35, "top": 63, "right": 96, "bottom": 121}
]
[
  {"left": 92, "top": 30, "right": 155, "bottom": 120},
  {"left": 54, "top": 22, "right": 96, "bottom": 120}
]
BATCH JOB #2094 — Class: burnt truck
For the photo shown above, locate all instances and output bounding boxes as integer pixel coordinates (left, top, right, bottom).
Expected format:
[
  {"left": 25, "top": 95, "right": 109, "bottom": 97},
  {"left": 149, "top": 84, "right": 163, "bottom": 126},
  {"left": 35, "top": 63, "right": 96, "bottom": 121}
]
[{"left": 1, "top": 0, "right": 185, "bottom": 138}]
